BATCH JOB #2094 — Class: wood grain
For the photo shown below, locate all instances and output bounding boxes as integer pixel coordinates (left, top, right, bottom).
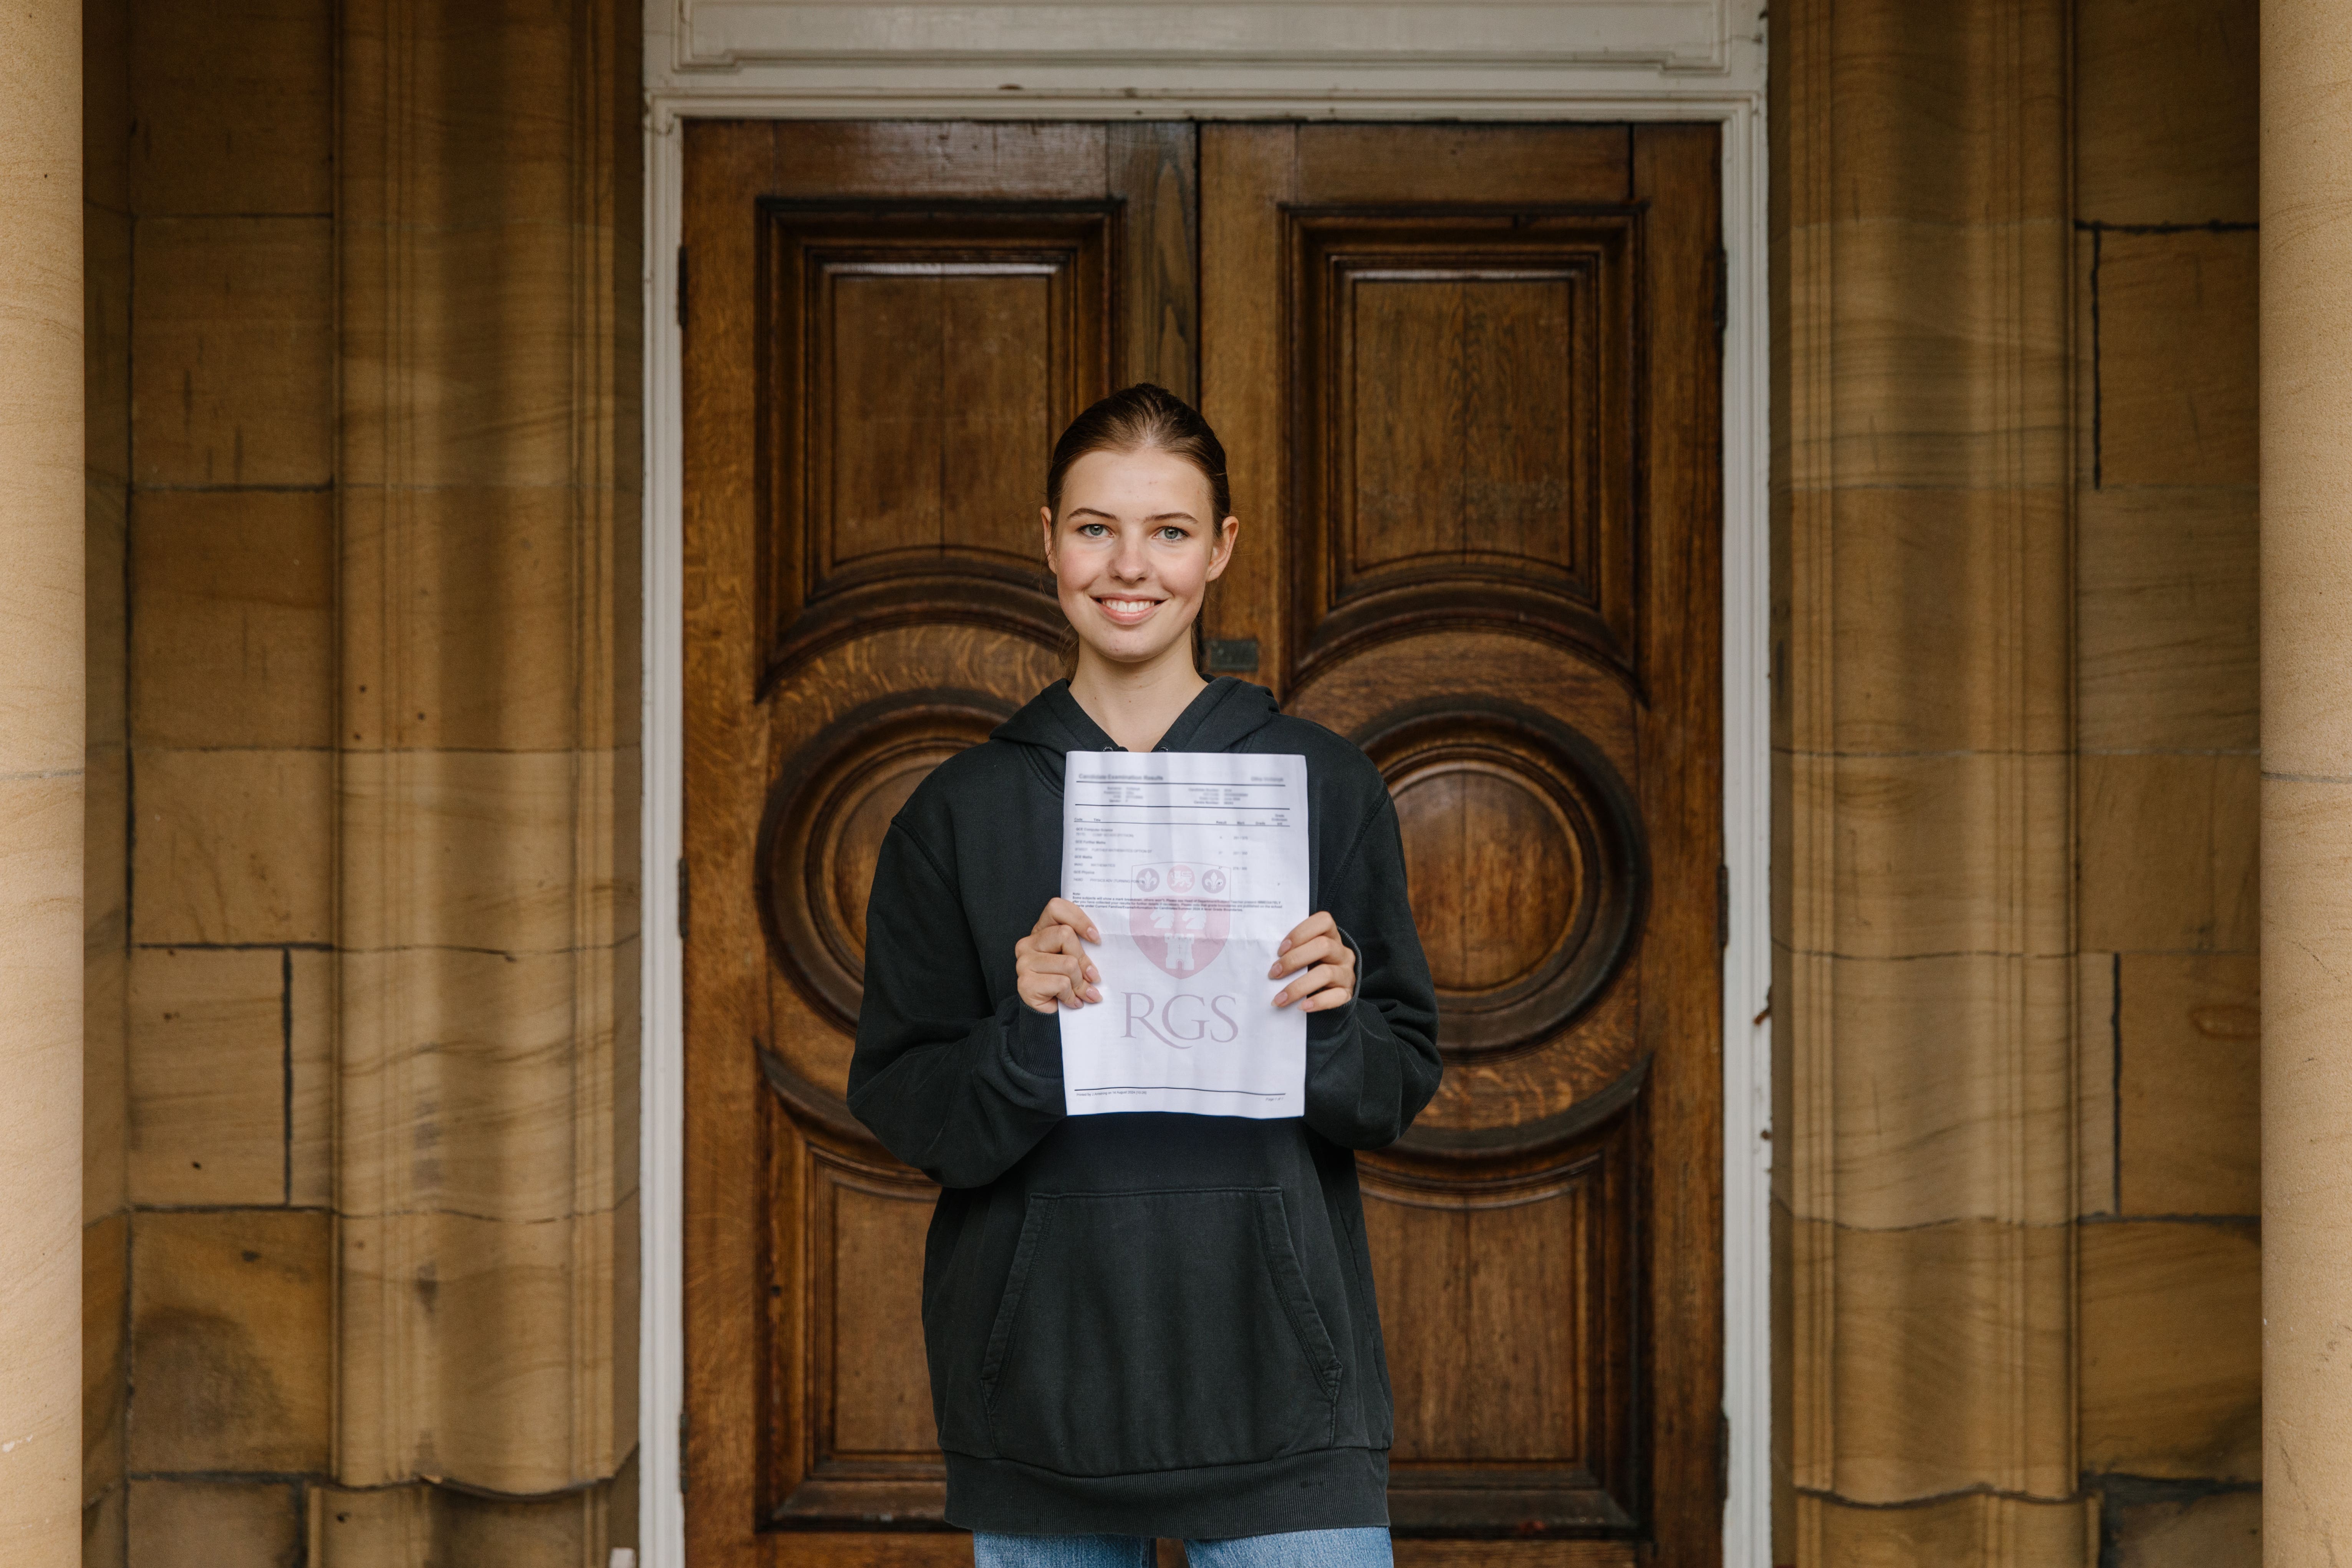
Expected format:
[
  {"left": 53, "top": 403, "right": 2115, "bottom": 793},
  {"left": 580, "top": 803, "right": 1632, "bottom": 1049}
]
[
  {"left": 687, "top": 119, "right": 1722, "bottom": 1561},
  {"left": 688, "top": 123, "right": 1181, "bottom": 1556},
  {"left": 1275, "top": 121, "right": 1718, "bottom": 1548}
]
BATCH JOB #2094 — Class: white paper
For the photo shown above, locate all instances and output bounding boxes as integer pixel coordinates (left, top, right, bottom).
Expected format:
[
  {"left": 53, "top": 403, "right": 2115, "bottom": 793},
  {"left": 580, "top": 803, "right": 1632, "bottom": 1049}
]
[{"left": 1057, "top": 750, "right": 1310, "bottom": 1118}]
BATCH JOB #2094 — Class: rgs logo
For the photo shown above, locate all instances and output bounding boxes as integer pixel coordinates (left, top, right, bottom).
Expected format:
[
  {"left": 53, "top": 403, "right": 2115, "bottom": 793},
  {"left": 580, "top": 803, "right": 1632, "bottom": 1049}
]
[{"left": 1119, "top": 992, "right": 1241, "bottom": 1047}]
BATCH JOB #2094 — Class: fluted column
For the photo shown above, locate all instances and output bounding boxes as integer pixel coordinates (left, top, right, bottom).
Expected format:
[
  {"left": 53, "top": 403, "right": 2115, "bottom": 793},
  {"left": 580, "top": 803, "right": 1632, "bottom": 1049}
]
[
  {"left": 2261, "top": 5, "right": 2352, "bottom": 1563},
  {"left": 1774, "top": 1, "right": 2089, "bottom": 1560},
  {"left": 0, "top": 0, "right": 84, "bottom": 1561},
  {"left": 326, "top": 0, "right": 639, "bottom": 1548}
]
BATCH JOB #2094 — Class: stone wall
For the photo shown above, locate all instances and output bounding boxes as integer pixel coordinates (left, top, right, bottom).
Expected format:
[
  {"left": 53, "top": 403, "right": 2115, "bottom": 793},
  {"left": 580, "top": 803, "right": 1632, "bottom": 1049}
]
[
  {"left": 71, "top": 0, "right": 2262, "bottom": 1563},
  {"left": 79, "top": 2, "right": 641, "bottom": 1563},
  {"left": 2073, "top": 0, "right": 2262, "bottom": 1559},
  {"left": 1772, "top": 1, "right": 2261, "bottom": 1565}
]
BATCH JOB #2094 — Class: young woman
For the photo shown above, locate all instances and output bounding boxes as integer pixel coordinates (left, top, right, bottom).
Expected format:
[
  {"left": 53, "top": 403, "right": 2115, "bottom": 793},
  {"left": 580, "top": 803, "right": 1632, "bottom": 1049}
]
[{"left": 849, "top": 385, "right": 1442, "bottom": 1568}]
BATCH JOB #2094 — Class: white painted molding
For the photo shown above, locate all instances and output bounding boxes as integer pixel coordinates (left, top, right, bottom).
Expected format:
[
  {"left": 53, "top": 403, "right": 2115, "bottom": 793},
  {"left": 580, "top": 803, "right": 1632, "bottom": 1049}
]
[
  {"left": 667, "top": 0, "right": 1735, "bottom": 73},
  {"left": 641, "top": 9, "right": 1771, "bottom": 1567},
  {"left": 647, "top": 0, "right": 1760, "bottom": 120}
]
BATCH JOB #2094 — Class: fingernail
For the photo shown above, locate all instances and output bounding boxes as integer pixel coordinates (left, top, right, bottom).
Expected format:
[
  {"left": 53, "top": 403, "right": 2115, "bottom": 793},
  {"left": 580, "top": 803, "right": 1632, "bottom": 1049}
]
[
  {"left": 1088, "top": 927, "right": 1100, "bottom": 942},
  {"left": 1278, "top": 938, "right": 1291, "bottom": 954},
  {"left": 1086, "top": 987, "right": 1101, "bottom": 1002}
]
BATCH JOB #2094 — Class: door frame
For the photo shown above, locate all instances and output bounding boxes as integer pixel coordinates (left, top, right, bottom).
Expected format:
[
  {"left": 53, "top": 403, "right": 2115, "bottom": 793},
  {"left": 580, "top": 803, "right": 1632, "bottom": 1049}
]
[{"left": 639, "top": 9, "right": 1772, "bottom": 1563}]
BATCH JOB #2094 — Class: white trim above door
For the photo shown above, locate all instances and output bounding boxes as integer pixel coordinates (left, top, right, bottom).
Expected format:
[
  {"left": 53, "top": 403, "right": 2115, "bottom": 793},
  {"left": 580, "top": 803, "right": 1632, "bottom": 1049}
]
[{"left": 640, "top": 9, "right": 1771, "bottom": 1564}]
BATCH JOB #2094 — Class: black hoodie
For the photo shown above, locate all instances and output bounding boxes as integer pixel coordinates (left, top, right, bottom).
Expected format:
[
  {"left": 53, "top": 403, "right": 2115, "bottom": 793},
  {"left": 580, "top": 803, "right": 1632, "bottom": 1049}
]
[{"left": 848, "top": 677, "right": 1443, "bottom": 1538}]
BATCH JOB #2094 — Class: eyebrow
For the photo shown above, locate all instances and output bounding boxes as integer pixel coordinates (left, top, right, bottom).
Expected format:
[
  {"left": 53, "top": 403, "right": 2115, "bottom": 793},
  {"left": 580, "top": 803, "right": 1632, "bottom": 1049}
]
[{"left": 1067, "top": 507, "right": 1199, "bottom": 523}]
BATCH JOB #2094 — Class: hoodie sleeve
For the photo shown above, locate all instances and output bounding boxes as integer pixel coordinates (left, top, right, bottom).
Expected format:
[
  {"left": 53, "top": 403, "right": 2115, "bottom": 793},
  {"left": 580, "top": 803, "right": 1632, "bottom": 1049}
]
[
  {"left": 846, "top": 820, "right": 1066, "bottom": 1188},
  {"left": 1302, "top": 794, "right": 1443, "bottom": 1149}
]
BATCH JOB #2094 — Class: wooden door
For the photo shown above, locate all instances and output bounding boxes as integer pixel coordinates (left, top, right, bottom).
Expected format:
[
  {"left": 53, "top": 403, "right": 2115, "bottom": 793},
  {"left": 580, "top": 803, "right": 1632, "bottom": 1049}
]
[{"left": 681, "top": 121, "right": 1722, "bottom": 1567}]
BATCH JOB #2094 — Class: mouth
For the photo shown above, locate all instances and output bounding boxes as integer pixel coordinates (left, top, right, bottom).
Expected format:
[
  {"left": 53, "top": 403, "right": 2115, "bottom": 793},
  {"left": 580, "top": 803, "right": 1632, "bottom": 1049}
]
[{"left": 1092, "top": 594, "right": 1166, "bottom": 627}]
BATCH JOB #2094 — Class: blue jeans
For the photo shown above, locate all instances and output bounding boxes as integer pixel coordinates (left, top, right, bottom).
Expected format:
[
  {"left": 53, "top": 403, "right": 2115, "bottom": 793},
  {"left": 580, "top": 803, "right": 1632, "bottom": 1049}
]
[{"left": 974, "top": 1529, "right": 1391, "bottom": 1567}]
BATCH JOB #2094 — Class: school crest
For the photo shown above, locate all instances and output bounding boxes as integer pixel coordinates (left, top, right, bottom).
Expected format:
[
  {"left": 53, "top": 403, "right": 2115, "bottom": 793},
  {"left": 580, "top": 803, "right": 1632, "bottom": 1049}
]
[{"left": 1130, "top": 862, "right": 1231, "bottom": 977}]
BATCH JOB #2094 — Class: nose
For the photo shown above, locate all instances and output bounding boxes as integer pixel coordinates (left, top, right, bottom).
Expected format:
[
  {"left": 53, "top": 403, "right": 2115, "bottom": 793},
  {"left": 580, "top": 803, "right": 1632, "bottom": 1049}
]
[{"left": 1110, "top": 531, "right": 1150, "bottom": 581}]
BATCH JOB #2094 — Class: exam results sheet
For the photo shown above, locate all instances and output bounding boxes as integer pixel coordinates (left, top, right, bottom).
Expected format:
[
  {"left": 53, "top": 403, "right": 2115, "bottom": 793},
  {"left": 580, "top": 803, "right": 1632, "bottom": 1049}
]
[{"left": 1057, "top": 751, "right": 1310, "bottom": 1118}]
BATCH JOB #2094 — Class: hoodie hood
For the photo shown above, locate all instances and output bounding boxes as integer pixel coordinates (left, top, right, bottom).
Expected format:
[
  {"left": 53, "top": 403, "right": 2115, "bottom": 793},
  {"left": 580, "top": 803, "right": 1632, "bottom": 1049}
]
[{"left": 992, "top": 676, "right": 1284, "bottom": 770}]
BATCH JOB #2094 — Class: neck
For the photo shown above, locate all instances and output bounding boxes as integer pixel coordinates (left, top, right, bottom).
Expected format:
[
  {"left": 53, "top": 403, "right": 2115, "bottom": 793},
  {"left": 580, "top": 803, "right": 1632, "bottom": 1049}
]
[{"left": 1067, "top": 639, "right": 1208, "bottom": 752}]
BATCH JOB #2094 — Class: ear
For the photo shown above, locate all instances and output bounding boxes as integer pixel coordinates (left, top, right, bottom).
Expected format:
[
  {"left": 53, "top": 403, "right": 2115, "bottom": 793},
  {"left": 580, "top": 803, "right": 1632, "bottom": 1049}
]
[
  {"left": 1039, "top": 505, "right": 1056, "bottom": 568},
  {"left": 1204, "top": 515, "right": 1240, "bottom": 583}
]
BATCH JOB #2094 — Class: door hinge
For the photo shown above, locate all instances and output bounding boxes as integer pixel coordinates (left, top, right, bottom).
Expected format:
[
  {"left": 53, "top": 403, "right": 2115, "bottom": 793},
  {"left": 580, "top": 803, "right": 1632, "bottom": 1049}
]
[
  {"left": 676, "top": 244, "right": 690, "bottom": 330},
  {"left": 1712, "top": 245, "right": 1729, "bottom": 338},
  {"left": 676, "top": 857, "right": 690, "bottom": 942},
  {"left": 677, "top": 1407, "right": 690, "bottom": 1497},
  {"left": 1718, "top": 863, "right": 1731, "bottom": 950}
]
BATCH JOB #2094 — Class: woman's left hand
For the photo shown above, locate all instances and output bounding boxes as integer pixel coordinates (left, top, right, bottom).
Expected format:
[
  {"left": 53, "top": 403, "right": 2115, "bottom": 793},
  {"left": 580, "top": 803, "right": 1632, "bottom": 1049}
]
[{"left": 1270, "top": 911, "right": 1355, "bottom": 1013}]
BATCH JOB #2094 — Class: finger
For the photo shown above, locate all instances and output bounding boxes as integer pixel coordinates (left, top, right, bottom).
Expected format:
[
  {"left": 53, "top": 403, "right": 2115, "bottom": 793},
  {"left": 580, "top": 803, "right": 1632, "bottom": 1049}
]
[
  {"left": 1042, "top": 897, "right": 1101, "bottom": 944},
  {"left": 1023, "top": 951, "right": 1079, "bottom": 985},
  {"left": 1270, "top": 934, "right": 1337, "bottom": 978},
  {"left": 1035, "top": 945, "right": 1096, "bottom": 992},
  {"left": 1277, "top": 910, "right": 1337, "bottom": 956},
  {"left": 1300, "top": 984, "right": 1353, "bottom": 1013},
  {"left": 1043, "top": 955, "right": 1100, "bottom": 1005},
  {"left": 1035, "top": 926, "right": 1103, "bottom": 984},
  {"left": 1274, "top": 963, "right": 1340, "bottom": 1008}
]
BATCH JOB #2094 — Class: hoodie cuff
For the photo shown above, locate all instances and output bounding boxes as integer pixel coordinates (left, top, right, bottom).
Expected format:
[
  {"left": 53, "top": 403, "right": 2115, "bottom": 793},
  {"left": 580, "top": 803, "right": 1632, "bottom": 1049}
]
[
  {"left": 1305, "top": 922, "right": 1365, "bottom": 1041},
  {"left": 1007, "top": 994, "right": 1067, "bottom": 1079}
]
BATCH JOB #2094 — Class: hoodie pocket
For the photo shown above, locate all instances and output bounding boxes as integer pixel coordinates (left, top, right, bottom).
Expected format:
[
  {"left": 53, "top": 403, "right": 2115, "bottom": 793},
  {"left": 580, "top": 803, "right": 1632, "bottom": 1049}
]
[{"left": 978, "top": 1187, "right": 1343, "bottom": 1476}]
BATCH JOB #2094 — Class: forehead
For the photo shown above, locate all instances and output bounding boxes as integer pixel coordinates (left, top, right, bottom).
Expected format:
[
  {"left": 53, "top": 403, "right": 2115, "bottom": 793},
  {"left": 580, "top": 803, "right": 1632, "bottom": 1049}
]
[{"left": 1059, "top": 446, "right": 1214, "bottom": 513}]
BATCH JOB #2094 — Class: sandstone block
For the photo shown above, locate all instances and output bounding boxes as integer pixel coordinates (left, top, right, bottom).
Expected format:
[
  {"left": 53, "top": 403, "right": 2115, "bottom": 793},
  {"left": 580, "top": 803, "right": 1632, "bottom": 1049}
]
[
  {"left": 2118, "top": 954, "right": 2259, "bottom": 1216},
  {"left": 130, "top": 217, "right": 331, "bottom": 487},
  {"left": 128, "top": 0, "right": 331, "bottom": 215},
  {"left": 2080, "top": 753, "right": 2259, "bottom": 952},
  {"left": 128, "top": 1209, "right": 331, "bottom": 1474},
  {"left": 126, "top": 946, "right": 287, "bottom": 1206},
  {"left": 2077, "top": 0, "right": 2258, "bottom": 225},
  {"left": 2095, "top": 229, "right": 2258, "bottom": 488},
  {"left": 131, "top": 748, "right": 332, "bottom": 946},
  {"left": 128, "top": 1478, "right": 304, "bottom": 1568},
  {"left": 1785, "top": 751, "right": 2072, "bottom": 961},
  {"left": 2078, "top": 487, "right": 2258, "bottom": 754},
  {"left": 2104, "top": 1483, "right": 2259, "bottom": 1568},
  {"left": 131, "top": 489, "right": 333, "bottom": 750},
  {"left": 2080, "top": 1219, "right": 2260, "bottom": 1479},
  {"left": 1783, "top": 952, "right": 2074, "bottom": 1229},
  {"left": 337, "top": 748, "right": 618, "bottom": 956},
  {"left": 1790, "top": 1216, "right": 2073, "bottom": 1503},
  {"left": 1814, "top": 486, "right": 2069, "bottom": 757}
]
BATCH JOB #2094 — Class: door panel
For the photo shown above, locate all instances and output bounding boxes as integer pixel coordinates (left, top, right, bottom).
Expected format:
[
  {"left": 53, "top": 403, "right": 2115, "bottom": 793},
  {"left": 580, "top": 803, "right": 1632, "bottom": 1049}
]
[
  {"left": 685, "top": 121, "right": 1198, "bottom": 1565},
  {"left": 682, "top": 119, "right": 1720, "bottom": 1567},
  {"left": 1203, "top": 122, "right": 1721, "bottom": 1556},
  {"left": 760, "top": 204, "right": 1113, "bottom": 682}
]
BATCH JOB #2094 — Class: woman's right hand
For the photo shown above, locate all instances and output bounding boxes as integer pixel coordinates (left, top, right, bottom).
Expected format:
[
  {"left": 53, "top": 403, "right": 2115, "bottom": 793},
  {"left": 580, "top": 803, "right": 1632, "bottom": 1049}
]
[{"left": 1016, "top": 897, "right": 1102, "bottom": 1013}]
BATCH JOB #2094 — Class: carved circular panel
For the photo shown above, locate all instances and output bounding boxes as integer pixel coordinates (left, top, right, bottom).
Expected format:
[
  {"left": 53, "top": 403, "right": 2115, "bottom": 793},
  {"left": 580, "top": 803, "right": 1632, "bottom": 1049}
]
[
  {"left": 1359, "top": 700, "right": 1646, "bottom": 1056},
  {"left": 759, "top": 690, "right": 1017, "bottom": 1031}
]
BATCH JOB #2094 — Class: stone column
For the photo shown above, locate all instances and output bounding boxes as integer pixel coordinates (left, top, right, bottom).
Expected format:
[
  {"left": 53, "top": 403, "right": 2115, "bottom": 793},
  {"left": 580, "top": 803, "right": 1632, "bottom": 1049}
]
[
  {"left": 0, "top": 0, "right": 84, "bottom": 1561},
  {"left": 2261, "top": 4, "right": 2352, "bottom": 1563},
  {"left": 325, "top": 0, "right": 640, "bottom": 1552},
  {"left": 1774, "top": 1, "right": 2089, "bottom": 1560}
]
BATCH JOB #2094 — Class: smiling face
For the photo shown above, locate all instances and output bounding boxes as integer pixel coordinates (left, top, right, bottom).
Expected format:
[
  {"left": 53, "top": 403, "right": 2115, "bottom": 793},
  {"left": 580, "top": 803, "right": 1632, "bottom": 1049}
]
[{"left": 1042, "top": 445, "right": 1239, "bottom": 675}]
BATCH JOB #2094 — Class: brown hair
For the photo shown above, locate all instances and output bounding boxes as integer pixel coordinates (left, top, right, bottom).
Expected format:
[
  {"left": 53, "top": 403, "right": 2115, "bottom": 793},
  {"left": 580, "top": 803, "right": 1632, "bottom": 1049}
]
[
  {"left": 1044, "top": 385, "right": 1232, "bottom": 679},
  {"left": 1045, "top": 383, "right": 1232, "bottom": 525}
]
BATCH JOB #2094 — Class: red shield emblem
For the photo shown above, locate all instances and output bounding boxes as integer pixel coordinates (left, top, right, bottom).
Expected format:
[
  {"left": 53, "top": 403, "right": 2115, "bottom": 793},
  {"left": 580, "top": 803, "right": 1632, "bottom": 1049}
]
[{"left": 1130, "top": 863, "right": 1231, "bottom": 977}]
